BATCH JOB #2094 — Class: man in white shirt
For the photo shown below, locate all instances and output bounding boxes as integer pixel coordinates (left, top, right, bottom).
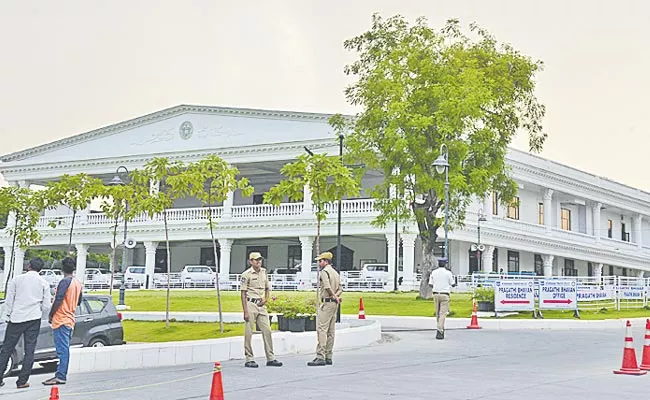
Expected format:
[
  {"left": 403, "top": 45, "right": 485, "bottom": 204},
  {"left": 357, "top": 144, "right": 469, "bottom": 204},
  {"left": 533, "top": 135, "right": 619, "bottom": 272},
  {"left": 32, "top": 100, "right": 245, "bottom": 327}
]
[
  {"left": 0, "top": 257, "right": 51, "bottom": 389},
  {"left": 428, "top": 257, "right": 455, "bottom": 340}
]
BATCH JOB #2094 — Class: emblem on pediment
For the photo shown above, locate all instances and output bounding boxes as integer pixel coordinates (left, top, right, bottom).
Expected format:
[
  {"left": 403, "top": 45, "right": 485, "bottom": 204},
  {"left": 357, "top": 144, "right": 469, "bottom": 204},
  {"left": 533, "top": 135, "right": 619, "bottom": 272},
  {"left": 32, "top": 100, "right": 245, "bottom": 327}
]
[{"left": 179, "top": 121, "right": 194, "bottom": 140}]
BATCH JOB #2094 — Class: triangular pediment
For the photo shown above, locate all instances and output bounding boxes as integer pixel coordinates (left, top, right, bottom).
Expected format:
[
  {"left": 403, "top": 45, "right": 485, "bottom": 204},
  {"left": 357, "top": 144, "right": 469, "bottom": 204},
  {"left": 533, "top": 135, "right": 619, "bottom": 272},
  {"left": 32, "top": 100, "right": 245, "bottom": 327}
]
[{"left": 1, "top": 105, "right": 343, "bottom": 166}]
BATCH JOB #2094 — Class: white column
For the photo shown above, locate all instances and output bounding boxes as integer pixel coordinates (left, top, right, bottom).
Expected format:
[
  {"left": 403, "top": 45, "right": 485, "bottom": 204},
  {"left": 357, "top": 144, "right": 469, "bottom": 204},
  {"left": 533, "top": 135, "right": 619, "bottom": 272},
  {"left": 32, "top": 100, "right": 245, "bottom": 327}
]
[
  {"left": 75, "top": 244, "right": 89, "bottom": 283},
  {"left": 592, "top": 202, "right": 602, "bottom": 241},
  {"left": 635, "top": 214, "right": 643, "bottom": 248},
  {"left": 302, "top": 184, "right": 313, "bottom": 215},
  {"left": 543, "top": 189, "right": 553, "bottom": 232},
  {"left": 217, "top": 238, "right": 232, "bottom": 277},
  {"left": 144, "top": 241, "right": 158, "bottom": 289},
  {"left": 400, "top": 233, "right": 417, "bottom": 287},
  {"left": 13, "top": 247, "right": 25, "bottom": 276},
  {"left": 299, "top": 236, "right": 314, "bottom": 283},
  {"left": 482, "top": 245, "right": 495, "bottom": 273},
  {"left": 386, "top": 233, "right": 397, "bottom": 287},
  {"left": 542, "top": 254, "right": 554, "bottom": 277},
  {"left": 483, "top": 193, "right": 492, "bottom": 221},
  {"left": 594, "top": 263, "right": 603, "bottom": 278},
  {"left": 222, "top": 191, "right": 234, "bottom": 219}
]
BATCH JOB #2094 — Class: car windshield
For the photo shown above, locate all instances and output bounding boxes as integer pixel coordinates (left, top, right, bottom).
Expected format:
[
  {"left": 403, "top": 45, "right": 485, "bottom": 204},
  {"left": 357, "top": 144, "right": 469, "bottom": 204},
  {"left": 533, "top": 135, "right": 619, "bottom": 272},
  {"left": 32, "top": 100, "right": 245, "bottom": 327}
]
[
  {"left": 187, "top": 267, "right": 210, "bottom": 273},
  {"left": 129, "top": 267, "right": 145, "bottom": 274}
]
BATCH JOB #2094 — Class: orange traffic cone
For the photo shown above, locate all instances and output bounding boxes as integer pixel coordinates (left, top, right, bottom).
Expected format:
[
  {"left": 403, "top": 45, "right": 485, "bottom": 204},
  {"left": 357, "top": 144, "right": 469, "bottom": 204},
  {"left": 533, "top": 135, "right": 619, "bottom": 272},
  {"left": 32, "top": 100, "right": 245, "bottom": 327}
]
[
  {"left": 467, "top": 300, "right": 481, "bottom": 329},
  {"left": 210, "top": 361, "right": 224, "bottom": 400},
  {"left": 358, "top": 297, "right": 366, "bottom": 319},
  {"left": 640, "top": 319, "right": 650, "bottom": 371},
  {"left": 613, "top": 320, "right": 647, "bottom": 375},
  {"left": 49, "top": 386, "right": 59, "bottom": 400}
]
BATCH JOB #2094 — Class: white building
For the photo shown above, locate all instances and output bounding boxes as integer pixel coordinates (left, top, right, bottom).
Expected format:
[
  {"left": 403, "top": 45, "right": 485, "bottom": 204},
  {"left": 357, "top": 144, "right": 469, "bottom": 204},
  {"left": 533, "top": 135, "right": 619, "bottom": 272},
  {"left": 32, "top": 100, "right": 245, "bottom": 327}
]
[{"left": 0, "top": 104, "right": 648, "bottom": 288}]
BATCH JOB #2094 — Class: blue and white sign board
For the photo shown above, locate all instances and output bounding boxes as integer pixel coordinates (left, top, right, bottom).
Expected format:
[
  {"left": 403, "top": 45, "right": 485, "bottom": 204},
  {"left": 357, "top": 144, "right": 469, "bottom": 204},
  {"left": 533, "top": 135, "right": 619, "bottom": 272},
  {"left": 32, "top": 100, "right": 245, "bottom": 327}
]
[
  {"left": 494, "top": 280, "right": 535, "bottom": 312},
  {"left": 577, "top": 285, "right": 615, "bottom": 301},
  {"left": 617, "top": 286, "right": 645, "bottom": 300},
  {"left": 538, "top": 280, "right": 577, "bottom": 310}
]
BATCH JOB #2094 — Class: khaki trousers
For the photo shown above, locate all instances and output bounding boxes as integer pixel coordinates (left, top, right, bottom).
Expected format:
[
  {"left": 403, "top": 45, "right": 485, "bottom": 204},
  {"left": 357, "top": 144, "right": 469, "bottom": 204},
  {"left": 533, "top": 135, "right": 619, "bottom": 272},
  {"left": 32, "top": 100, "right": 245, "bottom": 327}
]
[
  {"left": 433, "top": 293, "right": 450, "bottom": 332},
  {"left": 244, "top": 301, "right": 275, "bottom": 362},
  {"left": 316, "top": 302, "right": 337, "bottom": 360}
]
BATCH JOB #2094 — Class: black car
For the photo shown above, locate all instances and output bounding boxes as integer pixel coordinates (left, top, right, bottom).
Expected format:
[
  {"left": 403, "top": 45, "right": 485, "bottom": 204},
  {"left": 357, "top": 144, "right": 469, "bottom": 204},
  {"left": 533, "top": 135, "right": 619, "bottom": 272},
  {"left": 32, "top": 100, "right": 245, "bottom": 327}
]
[{"left": 0, "top": 294, "right": 124, "bottom": 377}]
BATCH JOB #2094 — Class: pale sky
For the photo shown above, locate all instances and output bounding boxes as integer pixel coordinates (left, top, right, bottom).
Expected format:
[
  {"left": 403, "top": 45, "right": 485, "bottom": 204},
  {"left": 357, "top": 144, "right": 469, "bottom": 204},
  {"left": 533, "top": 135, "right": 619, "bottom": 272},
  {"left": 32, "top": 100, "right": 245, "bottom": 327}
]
[{"left": 1, "top": 1, "right": 649, "bottom": 190}]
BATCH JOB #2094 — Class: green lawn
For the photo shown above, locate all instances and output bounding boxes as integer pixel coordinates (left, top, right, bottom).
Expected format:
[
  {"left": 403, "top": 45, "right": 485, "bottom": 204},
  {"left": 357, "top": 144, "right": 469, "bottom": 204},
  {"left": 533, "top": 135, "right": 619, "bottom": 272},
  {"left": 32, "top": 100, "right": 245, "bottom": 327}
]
[
  {"left": 98, "top": 289, "right": 650, "bottom": 320},
  {"left": 123, "top": 321, "right": 247, "bottom": 342}
]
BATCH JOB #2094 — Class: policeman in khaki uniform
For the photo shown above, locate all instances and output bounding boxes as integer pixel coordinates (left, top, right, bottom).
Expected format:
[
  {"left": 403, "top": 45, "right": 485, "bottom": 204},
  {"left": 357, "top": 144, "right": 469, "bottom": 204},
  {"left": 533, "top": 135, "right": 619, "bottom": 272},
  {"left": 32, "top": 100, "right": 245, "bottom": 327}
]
[
  {"left": 308, "top": 252, "right": 343, "bottom": 366},
  {"left": 240, "top": 252, "right": 283, "bottom": 368}
]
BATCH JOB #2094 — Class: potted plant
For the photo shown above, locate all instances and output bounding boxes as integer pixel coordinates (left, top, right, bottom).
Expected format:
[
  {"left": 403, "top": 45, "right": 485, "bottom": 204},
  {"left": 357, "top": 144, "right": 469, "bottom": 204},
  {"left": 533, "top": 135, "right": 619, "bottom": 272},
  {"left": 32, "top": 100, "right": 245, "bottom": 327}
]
[
  {"left": 473, "top": 286, "right": 495, "bottom": 312},
  {"left": 267, "top": 296, "right": 310, "bottom": 332},
  {"left": 302, "top": 298, "right": 317, "bottom": 332}
]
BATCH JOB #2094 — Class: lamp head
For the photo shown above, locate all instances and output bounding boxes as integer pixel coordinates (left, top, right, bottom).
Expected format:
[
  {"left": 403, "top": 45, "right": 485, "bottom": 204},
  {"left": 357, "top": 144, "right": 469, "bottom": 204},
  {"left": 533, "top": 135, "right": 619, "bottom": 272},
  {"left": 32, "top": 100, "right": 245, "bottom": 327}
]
[{"left": 432, "top": 154, "right": 449, "bottom": 174}]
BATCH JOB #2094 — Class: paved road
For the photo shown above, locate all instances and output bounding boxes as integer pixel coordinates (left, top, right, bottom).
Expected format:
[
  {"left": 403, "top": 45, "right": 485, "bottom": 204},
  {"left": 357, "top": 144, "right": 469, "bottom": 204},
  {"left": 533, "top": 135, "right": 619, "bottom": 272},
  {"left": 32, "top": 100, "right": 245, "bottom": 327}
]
[{"left": 1, "top": 326, "right": 648, "bottom": 399}]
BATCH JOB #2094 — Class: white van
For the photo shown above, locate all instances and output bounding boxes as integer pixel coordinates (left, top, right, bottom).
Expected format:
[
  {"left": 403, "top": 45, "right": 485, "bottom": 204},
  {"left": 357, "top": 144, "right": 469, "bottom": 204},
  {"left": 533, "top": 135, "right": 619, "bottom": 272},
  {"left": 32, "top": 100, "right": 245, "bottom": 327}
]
[
  {"left": 361, "top": 263, "right": 390, "bottom": 281},
  {"left": 124, "top": 266, "right": 146, "bottom": 288}
]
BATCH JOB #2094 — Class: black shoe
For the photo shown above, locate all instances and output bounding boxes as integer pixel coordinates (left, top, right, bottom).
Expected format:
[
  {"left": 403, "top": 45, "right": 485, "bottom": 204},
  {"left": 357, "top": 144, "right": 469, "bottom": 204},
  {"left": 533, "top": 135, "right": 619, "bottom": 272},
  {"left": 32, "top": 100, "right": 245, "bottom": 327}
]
[
  {"left": 307, "top": 358, "right": 327, "bottom": 366},
  {"left": 436, "top": 330, "right": 444, "bottom": 340},
  {"left": 266, "top": 359, "right": 283, "bottom": 367},
  {"left": 244, "top": 361, "right": 259, "bottom": 368},
  {"left": 0, "top": 381, "right": 4, "bottom": 387},
  {"left": 16, "top": 383, "right": 30, "bottom": 389},
  {"left": 325, "top": 359, "right": 332, "bottom": 365}
]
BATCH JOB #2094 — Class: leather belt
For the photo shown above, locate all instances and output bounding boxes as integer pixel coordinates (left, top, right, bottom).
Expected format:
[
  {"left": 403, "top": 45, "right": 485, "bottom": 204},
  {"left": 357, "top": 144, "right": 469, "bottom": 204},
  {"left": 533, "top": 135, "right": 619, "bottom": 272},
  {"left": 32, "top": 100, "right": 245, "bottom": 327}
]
[
  {"left": 321, "top": 298, "right": 337, "bottom": 303},
  {"left": 433, "top": 292, "right": 450, "bottom": 295},
  {"left": 247, "top": 297, "right": 263, "bottom": 304}
]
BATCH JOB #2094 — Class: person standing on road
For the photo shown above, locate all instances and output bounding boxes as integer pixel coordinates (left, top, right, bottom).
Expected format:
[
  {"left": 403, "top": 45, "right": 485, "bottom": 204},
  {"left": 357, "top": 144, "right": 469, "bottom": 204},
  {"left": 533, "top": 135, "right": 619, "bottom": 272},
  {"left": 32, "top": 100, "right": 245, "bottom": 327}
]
[
  {"left": 0, "top": 257, "right": 51, "bottom": 389},
  {"left": 308, "top": 252, "right": 342, "bottom": 367},
  {"left": 428, "top": 257, "right": 455, "bottom": 340},
  {"left": 42, "top": 257, "right": 83, "bottom": 386},
  {"left": 240, "top": 252, "right": 282, "bottom": 368}
]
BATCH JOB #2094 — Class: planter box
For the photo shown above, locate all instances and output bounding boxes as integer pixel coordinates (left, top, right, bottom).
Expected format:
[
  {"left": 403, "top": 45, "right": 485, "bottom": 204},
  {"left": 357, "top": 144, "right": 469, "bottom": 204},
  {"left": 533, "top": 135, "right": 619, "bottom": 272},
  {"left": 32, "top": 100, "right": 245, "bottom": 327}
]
[
  {"left": 477, "top": 301, "right": 495, "bottom": 312},
  {"left": 287, "top": 317, "right": 306, "bottom": 333},
  {"left": 305, "top": 318, "right": 316, "bottom": 331},
  {"left": 277, "top": 315, "right": 289, "bottom": 331}
]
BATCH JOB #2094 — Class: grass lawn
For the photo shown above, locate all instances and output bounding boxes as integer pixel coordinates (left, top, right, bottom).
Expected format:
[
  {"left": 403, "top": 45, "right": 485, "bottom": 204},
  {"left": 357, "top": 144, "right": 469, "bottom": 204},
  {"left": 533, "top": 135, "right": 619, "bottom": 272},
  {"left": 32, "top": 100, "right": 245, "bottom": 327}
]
[
  {"left": 96, "top": 289, "right": 650, "bottom": 320},
  {"left": 122, "top": 321, "right": 281, "bottom": 342}
]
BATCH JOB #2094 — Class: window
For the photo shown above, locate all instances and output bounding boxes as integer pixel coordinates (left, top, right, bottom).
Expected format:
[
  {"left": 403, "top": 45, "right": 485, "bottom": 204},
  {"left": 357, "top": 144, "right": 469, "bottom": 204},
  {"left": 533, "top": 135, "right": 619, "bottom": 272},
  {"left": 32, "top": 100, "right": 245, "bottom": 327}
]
[
  {"left": 287, "top": 245, "right": 301, "bottom": 268},
  {"left": 563, "top": 259, "right": 577, "bottom": 276},
  {"left": 492, "top": 192, "right": 498, "bottom": 215},
  {"left": 507, "top": 197, "right": 519, "bottom": 220},
  {"left": 560, "top": 208, "right": 571, "bottom": 230},
  {"left": 253, "top": 194, "right": 264, "bottom": 205},
  {"left": 621, "top": 223, "right": 630, "bottom": 242},
  {"left": 507, "top": 251, "right": 519, "bottom": 272},
  {"left": 86, "top": 299, "right": 107, "bottom": 313},
  {"left": 534, "top": 254, "right": 543, "bottom": 276},
  {"left": 607, "top": 220, "right": 613, "bottom": 238},
  {"left": 608, "top": 265, "right": 614, "bottom": 276},
  {"left": 588, "top": 262, "right": 593, "bottom": 277},
  {"left": 538, "top": 203, "right": 544, "bottom": 225}
]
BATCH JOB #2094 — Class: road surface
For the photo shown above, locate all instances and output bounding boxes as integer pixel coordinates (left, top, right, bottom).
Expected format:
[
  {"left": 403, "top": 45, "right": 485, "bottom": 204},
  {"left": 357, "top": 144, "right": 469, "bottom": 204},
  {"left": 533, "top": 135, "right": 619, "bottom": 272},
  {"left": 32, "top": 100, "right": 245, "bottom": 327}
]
[{"left": 0, "top": 325, "right": 647, "bottom": 399}]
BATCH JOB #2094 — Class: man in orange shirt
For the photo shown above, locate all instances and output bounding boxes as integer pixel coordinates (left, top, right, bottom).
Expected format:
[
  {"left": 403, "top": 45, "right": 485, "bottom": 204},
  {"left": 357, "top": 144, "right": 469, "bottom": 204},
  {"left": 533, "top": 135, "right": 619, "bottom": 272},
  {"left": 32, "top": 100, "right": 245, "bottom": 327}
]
[{"left": 42, "top": 257, "right": 82, "bottom": 386}]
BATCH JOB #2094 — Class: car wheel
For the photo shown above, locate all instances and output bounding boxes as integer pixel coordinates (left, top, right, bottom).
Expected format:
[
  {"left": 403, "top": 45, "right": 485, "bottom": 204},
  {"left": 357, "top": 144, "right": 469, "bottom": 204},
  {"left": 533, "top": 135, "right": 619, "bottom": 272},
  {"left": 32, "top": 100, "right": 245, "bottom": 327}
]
[
  {"left": 3, "top": 352, "right": 16, "bottom": 378},
  {"left": 89, "top": 337, "right": 107, "bottom": 347}
]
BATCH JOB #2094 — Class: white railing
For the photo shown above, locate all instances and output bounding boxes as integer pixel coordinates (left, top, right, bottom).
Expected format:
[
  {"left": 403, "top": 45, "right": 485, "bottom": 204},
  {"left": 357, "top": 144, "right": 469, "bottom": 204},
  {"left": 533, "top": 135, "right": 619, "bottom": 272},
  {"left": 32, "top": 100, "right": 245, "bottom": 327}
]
[
  {"left": 324, "top": 198, "right": 378, "bottom": 215},
  {"left": 231, "top": 203, "right": 303, "bottom": 218}
]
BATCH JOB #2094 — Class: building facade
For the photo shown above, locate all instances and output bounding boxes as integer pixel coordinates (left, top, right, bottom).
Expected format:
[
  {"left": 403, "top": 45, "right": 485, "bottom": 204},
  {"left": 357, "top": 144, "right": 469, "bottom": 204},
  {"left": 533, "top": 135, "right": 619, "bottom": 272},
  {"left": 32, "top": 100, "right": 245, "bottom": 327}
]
[{"left": 0, "top": 105, "right": 648, "bottom": 289}]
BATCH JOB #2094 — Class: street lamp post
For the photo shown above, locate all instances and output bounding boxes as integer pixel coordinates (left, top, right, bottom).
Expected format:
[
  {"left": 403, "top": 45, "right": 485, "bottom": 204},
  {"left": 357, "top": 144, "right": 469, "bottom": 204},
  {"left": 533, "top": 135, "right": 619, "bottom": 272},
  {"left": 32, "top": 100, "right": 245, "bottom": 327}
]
[
  {"left": 433, "top": 144, "right": 450, "bottom": 263},
  {"left": 110, "top": 166, "right": 130, "bottom": 308},
  {"left": 477, "top": 208, "right": 487, "bottom": 271}
]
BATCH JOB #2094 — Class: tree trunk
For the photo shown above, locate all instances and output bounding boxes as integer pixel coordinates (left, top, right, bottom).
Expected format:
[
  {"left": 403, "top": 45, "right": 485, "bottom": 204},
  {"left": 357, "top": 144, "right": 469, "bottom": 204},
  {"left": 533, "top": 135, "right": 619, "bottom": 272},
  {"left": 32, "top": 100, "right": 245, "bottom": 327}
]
[
  {"left": 68, "top": 209, "right": 76, "bottom": 254},
  {"left": 207, "top": 205, "right": 224, "bottom": 333},
  {"left": 109, "top": 217, "right": 119, "bottom": 296},
  {"left": 3, "top": 220, "right": 19, "bottom": 296},
  {"left": 418, "top": 234, "right": 439, "bottom": 300},
  {"left": 164, "top": 210, "right": 172, "bottom": 329}
]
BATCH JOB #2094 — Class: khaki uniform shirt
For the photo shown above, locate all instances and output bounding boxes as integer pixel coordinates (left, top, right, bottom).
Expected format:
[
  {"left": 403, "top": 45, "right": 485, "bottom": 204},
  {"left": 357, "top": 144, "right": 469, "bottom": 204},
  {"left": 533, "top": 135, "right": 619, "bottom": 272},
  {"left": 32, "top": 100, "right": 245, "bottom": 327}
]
[
  {"left": 319, "top": 265, "right": 342, "bottom": 299},
  {"left": 240, "top": 267, "right": 270, "bottom": 299}
]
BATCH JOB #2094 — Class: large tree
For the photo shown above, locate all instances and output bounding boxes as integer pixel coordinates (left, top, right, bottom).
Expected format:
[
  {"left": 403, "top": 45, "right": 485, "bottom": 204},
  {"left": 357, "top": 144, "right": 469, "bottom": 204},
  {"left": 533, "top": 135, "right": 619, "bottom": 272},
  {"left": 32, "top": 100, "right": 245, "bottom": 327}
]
[{"left": 337, "top": 15, "right": 546, "bottom": 297}]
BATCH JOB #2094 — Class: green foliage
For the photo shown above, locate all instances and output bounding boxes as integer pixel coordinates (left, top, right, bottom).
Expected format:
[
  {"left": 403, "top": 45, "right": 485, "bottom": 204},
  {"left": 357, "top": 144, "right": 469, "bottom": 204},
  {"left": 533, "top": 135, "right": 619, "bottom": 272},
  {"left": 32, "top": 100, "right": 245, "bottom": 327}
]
[
  {"left": 45, "top": 173, "right": 104, "bottom": 216},
  {"left": 266, "top": 295, "right": 316, "bottom": 319},
  {"left": 473, "top": 286, "right": 495, "bottom": 302},
  {"left": 0, "top": 186, "right": 49, "bottom": 249},
  {"left": 131, "top": 158, "right": 186, "bottom": 218},
  {"left": 98, "top": 183, "right": 139, "bottom": 227},
  {"left": 264, "top": 153, "right": 361, "bottom": 223},
  {"left": 336, "top": 14, "right": 546, "bottom": 239}
]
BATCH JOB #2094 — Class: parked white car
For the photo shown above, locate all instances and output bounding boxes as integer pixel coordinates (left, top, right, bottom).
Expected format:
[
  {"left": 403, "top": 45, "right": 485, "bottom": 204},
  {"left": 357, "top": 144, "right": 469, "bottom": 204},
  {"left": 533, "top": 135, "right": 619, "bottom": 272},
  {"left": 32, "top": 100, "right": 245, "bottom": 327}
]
[
  {"left": 180, "top": 265, "right": 216, "bottom": 287},
  {"left": 124, "top": 266, "right": 146, "bottom": 288},
  {"left": 39, "top": 269, "right": 63, "bottom": 287}
]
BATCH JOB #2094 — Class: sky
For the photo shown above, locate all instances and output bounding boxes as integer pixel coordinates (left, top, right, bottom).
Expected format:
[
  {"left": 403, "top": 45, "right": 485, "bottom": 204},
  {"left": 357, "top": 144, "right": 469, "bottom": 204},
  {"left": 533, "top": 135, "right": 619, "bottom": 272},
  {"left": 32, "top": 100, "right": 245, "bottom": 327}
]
[{"left": 0, "top": 0, "right": 648, "bottom": 190}]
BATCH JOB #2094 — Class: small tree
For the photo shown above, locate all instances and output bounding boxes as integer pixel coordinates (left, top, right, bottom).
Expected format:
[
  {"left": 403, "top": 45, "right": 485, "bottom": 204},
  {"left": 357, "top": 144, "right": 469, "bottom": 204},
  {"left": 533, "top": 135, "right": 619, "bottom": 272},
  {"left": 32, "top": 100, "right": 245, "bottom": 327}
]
[
  {"left": 0, "top": 186, "right": 49, "bottom": 292},
  {"left": 45, "top": 173, "right": 105, "bottom": 253},
  {"left": 264, "top": 152, "right": 361, "bottom": 308},
  {"left": 177, "top": 155, "right": 254, "bottom": 333},
  {"left": 131, "top": 158, "right": 186, "bottom": 329},
  {"left": 336, "top": 15, "right": 546, "bottom": 298},
  {"left": 98, "top": 182, "right": 139, "bottom": 295}
]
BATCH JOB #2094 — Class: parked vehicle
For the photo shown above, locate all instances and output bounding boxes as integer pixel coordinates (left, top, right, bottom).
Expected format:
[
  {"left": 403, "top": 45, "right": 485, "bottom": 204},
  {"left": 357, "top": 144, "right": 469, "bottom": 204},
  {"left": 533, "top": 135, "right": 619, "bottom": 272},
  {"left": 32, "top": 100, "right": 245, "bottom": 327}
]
[
  {"left": 39, "top": 269, "right": 63, "bottom": 287},
  {"left": 0, "top": 294, "right": 124, "bottom": 377},
  {"left": 84, "top": 268, "right": 121, "bottom": 289},
  {"left": 180, "top": 265, "right": 216, "bottom": 287},
  {"left": 124, "top": 266, "right": 146, "bottom": 288}
]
